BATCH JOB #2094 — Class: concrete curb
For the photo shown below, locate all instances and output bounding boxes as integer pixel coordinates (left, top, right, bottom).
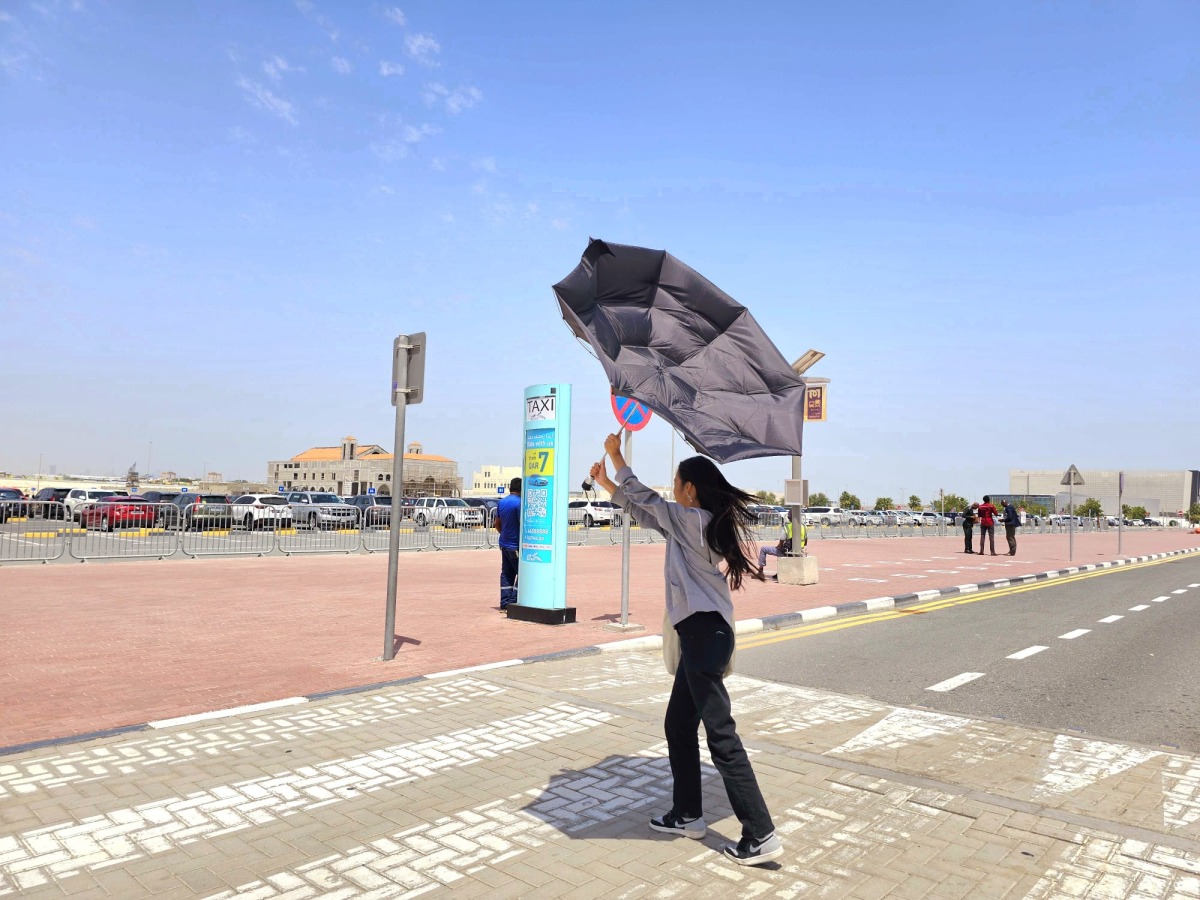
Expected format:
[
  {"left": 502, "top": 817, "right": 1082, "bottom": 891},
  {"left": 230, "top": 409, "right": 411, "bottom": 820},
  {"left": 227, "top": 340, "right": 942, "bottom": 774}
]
[{"left": 4, "top": 546, "right": 1197, "bottom": 757}]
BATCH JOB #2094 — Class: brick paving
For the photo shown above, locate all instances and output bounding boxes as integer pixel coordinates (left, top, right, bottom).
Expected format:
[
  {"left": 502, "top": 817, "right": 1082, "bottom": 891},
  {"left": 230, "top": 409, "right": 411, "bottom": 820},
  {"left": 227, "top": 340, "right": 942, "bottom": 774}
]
[
  {"left": 2, "top": 529, "right": 1196, "bottom": 748},
  {"left": 3, "top": 648, "right": 1200, "bottom": 898}
]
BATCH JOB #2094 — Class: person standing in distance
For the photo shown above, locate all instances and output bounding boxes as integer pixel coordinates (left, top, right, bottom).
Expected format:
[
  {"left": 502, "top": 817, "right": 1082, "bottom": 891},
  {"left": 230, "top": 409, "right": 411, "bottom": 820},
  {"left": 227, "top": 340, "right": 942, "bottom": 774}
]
[
  {"left": 977, "top": 495, "right": 999, "bottom": 556},
  {"left": 590, "top": 433, "right": 782, "bottom": 867},
  {"left": 1002, "top": 499, "right": 1020, "bottom": 556},
  {"left": 962, "top": 503, "right": 978, "bottom": 553},
  {"left": 495, "top": 477, "right": 522, "bottom": 610}
]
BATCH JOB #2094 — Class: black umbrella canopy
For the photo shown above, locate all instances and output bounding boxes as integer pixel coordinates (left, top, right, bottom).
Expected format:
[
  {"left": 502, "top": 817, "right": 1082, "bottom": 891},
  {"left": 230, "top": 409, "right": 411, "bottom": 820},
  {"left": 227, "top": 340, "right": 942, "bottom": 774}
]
[{"left": 553, "top": 238, "right": 806, "bottom": 463}]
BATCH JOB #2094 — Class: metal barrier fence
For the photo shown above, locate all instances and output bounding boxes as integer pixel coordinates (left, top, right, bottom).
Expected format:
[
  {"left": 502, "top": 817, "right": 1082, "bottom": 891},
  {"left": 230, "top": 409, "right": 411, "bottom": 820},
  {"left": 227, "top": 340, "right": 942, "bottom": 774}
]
[{"left": 1, "top": 499, "right": 1181, "bottom": 565}]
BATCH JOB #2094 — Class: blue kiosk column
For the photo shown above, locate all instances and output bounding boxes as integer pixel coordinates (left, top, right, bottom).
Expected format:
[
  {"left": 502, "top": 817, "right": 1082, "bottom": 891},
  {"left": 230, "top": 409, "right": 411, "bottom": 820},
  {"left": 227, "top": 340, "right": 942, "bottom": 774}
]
[{"left": 507, "top": 383, "right": 576, "bottom": 625}]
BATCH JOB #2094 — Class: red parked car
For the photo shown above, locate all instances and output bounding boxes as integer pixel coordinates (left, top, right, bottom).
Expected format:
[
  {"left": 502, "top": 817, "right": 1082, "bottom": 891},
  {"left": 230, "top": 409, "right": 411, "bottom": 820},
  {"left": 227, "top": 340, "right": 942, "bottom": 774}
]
[{"left": 80, "top": 495, "right": 157, "bottom": 531}]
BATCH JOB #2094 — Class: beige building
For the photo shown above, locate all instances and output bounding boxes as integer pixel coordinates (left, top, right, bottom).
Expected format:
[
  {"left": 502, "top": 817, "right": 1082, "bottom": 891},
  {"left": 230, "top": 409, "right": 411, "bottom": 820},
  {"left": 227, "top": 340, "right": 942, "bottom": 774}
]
[
  {"left": 268, "top": 437, "right": 461, "bottom": 497},
  {"left": 1009, "top": 469, "right": 1199, "bottom": 516},
  {"left": 466, "top": 464, "right": 522, "bottom": 498}
]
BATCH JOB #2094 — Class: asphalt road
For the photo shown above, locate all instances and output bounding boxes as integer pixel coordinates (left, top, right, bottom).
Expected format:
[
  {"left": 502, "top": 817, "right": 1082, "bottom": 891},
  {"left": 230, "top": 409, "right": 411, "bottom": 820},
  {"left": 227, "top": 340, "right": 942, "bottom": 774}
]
[{"left": 737, "top": 554, "right": 1200, "bottom": 752}]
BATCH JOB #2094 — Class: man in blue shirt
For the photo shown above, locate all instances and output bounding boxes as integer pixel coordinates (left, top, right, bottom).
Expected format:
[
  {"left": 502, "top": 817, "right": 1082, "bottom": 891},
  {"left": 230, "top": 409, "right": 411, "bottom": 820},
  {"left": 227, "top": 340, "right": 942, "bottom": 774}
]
[{"left": 495, "top": 477, "right": 522, "bottom": 610}]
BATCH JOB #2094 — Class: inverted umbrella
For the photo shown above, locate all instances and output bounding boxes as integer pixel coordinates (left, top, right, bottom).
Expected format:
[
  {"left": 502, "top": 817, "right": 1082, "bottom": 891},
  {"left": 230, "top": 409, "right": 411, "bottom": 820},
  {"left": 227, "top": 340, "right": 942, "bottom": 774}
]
[{"left": 553, "top": 238, "right": 805, "bottom": 463}]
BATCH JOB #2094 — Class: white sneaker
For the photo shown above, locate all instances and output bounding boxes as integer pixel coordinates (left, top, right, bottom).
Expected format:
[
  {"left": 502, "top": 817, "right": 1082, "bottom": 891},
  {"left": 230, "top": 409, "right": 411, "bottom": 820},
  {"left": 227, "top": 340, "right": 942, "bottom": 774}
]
[
  {"left": 723, "top": 832, "right": 783, "bottom": 866},
  {"left": 649, "top": 811, "right": 707, "bottom": 839}
]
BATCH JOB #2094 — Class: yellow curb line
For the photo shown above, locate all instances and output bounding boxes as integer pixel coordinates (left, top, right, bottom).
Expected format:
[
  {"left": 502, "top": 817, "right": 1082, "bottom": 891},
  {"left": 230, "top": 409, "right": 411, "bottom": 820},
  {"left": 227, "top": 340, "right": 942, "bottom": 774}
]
[{"left": 738, "top": 554, "right": 1194, "bottom": 650}]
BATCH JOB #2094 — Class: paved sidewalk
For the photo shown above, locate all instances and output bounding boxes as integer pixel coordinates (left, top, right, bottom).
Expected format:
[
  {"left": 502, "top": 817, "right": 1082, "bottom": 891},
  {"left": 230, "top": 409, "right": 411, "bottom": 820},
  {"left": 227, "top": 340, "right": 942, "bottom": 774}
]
[
  {"left": 2, "top": 530, "right": 1196, "bottom": 749},
  {"left": 3, "top": 646, "right": 1200, "bottom": 898}
]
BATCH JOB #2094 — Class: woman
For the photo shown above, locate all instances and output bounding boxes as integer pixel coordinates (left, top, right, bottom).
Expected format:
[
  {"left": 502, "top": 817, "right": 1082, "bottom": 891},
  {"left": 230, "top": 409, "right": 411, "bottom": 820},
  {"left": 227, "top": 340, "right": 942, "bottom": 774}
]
[{"left": 590, "top": 433, "right": 782, "bottom": 867}]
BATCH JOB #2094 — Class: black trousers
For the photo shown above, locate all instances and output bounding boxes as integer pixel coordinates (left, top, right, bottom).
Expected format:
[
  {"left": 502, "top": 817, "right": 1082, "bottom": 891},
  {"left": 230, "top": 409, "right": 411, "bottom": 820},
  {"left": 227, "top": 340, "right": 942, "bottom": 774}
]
[
  {"left": 499, "top": 548, "right": 519, "bottom": 606},
  {"left": 1005, "top": 524, "right": 1017, "bottom": 555},
  {"left": 962, "top": 524, "right": 974, "bottom": 551},
  {"left": 664, "top": 611, "right": 774, "bottom": 840},
  {"left": 979, "top": 524, "right": 996, "bottom": 554}
]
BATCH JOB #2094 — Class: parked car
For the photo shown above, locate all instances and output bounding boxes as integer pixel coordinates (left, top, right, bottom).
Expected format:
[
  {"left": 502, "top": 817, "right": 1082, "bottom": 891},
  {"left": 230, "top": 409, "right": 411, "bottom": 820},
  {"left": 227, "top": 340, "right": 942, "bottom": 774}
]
[
  {"left": 80, "top": 495, "right": 156, "bottom": 531},
  {"left": 844, "top": 509, "right": 877, "bottom": 526},
  {"left": 802, "top": 506, "right": 846, "bottom": 526},
  {"left": 0, "top": 487, "right": 27, "bottom": 523},
  {"left": 158, "top": 493, "right": 235, "bottom": 530},
  {"left": 885, "top": 510, "right": 919, "bottom": 526},
  {"left": 410, "top": 496, "right": 484, "bottom": 528},
  {"left": 139, "top": 490, "right": 181, "bottom": 505},
  {"left": 463, "top": 497, "right": 501, "bottom": 526},
  {"left": 286, "top": 491, "right": 360, "bottom": 530},
  {"left": 30, "top": 487, "right": 71, "bottom": 519},
  {"left": 230, "top": 494, "right": 294, "bottom": 530},
  {"left": 63, "top": 489, "right": 122, "bottom": 522},
  {"left": 917, "top": 512, "right": 943, "bottom": 527},
  {"left": 567, "top": 498, "right": 621, "bottom": 528},
  {"left": 347, "top": 494, "right": 393, "bottom": 526}
]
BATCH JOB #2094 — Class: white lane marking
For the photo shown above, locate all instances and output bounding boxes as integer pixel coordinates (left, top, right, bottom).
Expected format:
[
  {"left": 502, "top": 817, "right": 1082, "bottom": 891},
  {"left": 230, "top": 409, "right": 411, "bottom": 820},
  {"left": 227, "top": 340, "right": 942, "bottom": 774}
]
[
  {"left": 1189, "top": 583, "right": 1200, "bottom": 588},
  {"left": 1129, "top": 605, "right": 1150, "bottom": 611},
  {"left": 925, "top": 672, "right": 985, "bottom": 692},
  {"left": 830, "top": 708, "right": 969, "bottom": 755},
  {"left": 149, "top": 696, "right": 308, "bottom": 729},
  {"left": 1007, "top": 646, "right": 1048, "bottom": 660},
  {"left": 1033, "top": 734, "right": 1160, "bottom": 801},
  {"left": 1152, "top": 596, "right": 1169, "bottom": 602},
  {"left": 1058, "top": 629, "right": 1091, "bottom": 640},
  {"left": 1097, "top": 615, "right": 1124, "bottom": 624},
  {"left": 1172, "top": 589, "right": 1188, "bottom": 595}
]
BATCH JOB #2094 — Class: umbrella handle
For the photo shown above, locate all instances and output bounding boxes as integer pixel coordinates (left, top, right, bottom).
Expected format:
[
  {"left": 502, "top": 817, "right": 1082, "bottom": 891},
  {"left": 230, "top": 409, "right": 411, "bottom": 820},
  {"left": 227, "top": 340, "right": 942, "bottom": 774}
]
[{"left": 582, "top": 423, "right": 630, "bottom": 489}]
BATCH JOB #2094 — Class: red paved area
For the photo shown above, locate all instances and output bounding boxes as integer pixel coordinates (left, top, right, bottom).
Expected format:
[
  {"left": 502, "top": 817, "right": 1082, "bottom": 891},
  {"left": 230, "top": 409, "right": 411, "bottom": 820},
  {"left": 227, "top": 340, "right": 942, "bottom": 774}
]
[{"left": 2, "top": 529, "right": 1196, "bottom": 747}]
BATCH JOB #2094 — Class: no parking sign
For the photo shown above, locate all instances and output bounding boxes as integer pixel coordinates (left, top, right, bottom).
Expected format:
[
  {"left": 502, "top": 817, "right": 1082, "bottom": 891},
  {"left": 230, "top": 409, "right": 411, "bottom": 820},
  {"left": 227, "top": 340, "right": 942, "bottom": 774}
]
[{"left": 610, "top": 395, "right": 653, "bottom": 431}]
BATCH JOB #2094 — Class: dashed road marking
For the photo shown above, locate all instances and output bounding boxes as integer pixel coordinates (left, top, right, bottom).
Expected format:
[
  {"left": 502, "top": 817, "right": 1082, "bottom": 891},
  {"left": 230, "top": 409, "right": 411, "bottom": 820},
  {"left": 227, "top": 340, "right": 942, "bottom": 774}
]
[
  {"left": 1098, "top": 615, "right": 1124, "bottom": 624},
  {"left": 1129, "top": 605, "right": 1150, "bottom": 611},
  {"left": 1172, "top": 589, "right": 1188, "bottom": 595},
  {"left": 925, "top": 672, "right": 985, "bottom": 693},
  {"left": 1058, "top": 629, "right": 1090, "bottom": 640},
  {"left": 1007, "top": 646, "right": 1048, "bottom": 660},
  {"left": 1151, "top": 596, "right": 1169, "bottom": 602}
]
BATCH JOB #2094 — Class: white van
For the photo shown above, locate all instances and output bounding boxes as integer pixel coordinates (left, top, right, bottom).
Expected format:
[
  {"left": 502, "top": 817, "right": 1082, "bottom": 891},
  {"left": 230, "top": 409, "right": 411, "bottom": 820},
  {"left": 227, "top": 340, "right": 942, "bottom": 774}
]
[{"left": 567, "top": 499, "right": 621, "bottom": 527}]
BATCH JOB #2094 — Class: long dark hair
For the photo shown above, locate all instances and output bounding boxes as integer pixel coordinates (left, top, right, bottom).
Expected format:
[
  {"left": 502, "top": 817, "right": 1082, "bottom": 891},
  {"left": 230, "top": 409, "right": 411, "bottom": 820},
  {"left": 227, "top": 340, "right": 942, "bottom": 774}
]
[{"left": 676, "top": 456, "right": 763, "bottom": 590}]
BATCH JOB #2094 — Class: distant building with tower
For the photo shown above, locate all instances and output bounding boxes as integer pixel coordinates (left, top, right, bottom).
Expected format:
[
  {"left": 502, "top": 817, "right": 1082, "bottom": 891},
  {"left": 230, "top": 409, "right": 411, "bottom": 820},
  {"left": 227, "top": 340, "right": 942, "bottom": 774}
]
[{"left": 267, "top": 437, "right": 461, "bottom": 497}]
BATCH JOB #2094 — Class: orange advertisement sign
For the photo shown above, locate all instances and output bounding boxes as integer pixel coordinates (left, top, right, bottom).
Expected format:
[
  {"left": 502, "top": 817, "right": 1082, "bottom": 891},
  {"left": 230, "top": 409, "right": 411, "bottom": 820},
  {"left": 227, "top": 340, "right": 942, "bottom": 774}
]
[{"left": 804, "top": 384, "right": 826, "bottom": 422}]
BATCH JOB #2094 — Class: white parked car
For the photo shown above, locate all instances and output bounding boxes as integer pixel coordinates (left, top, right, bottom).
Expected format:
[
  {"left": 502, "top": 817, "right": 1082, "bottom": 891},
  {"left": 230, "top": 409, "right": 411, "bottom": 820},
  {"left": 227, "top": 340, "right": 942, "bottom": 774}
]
[
  {"left": 916, "top": 511, "right": 943, "bottom": 527},
  {"left": 63, "top": 489, "right": 123, "bottom": 522},
  {"left": 231, "top": 494, "right": 294, "bottom": 530},
  {"left": 567, "top": 499, "right": 621, "bottom": 527},
  {"left": 802, "top": 506, "right": 846, "bottom": 526},
  {"left": 886, "top": 510, "right": 920, "bottom": 526},
  {"left": 411, "top": 497, "right": 484, "bottom": 528}
]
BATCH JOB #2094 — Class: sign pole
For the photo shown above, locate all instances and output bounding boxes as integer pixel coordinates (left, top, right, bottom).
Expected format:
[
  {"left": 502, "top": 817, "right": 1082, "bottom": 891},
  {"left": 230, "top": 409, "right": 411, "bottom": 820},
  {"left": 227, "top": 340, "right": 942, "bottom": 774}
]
[
  {"left": 1069, "top": 480, "right": 1075, "bottom": 562},
  {"left": 620, "top": 430, "right": 632, "bottom": 627},
  {"left": 1118, "top": 470, "right": 1124, "bottom": 556},
  {"left": 384, "top": 333, "right": 425, "bottom": 661}
]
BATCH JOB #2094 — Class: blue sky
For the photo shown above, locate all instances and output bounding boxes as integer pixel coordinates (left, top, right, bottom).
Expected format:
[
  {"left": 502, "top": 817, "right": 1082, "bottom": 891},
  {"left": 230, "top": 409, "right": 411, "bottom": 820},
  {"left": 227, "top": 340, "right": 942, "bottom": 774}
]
[{"left": 2, "top": 1, "right": 1197, "bottom": 504}]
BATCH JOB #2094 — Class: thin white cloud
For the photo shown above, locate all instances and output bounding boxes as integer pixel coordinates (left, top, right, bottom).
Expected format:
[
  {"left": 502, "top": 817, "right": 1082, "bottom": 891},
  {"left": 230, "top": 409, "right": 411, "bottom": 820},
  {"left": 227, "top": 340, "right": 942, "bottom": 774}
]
[
  {"left": 331, "top": 56, "right": 351, "bottom": 75},
  {"left": 370, "top": 139, "right": 409, "bottom": 163},
  {"left": 378, "top": 60, "right": 404, "bottom": 77},
  {"left": 0, "top": 12, "right": 13, "bottom": 22},
  {"left": 422, "top": 82, "right": 482, "bottom": 114},
  {"left": 404, "top": 123, "right": 438, "bottom": 142},
  {"left": 430, "top": 157, "right": 446, "bottom": 172},
  {"left": 551, "top": 218, "right": 570, "bottom": 231},
  {"left": 238, "top": 77, "right": 297, "bottom": 125},
  {"left": 71, "top": 214, "right": 97, "bottom": 230},
  {"left": 383, "top": 7, "right": 405, "bottom": 25},
  {"left": 262, "top": 55, "right": 302, "bottom": 83},
  {"left": 293, "top": 0, "right": 339, "bottom": 42},
  {"left": 473, "top": 157, "right": 497, "bottom": 174},
  {"left": 405, "top": 32, "right": 440, "bottom": 65},
  {"left": 375, "top": 184, "right": 396, "bottom": 195}
]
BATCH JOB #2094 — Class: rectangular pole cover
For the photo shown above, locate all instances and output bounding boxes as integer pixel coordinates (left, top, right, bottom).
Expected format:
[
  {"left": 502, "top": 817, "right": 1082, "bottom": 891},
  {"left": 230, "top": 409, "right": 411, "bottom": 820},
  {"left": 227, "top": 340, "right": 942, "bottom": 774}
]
[{"left": 518, "top": 383, "right": 571, "bottom": 610}]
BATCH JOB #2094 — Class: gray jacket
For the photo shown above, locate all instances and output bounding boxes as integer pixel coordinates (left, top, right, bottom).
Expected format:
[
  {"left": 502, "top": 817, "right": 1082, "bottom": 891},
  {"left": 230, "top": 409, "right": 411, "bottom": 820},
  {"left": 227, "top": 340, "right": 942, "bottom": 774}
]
[{"left": 610, "top": 466, "right": 734, "bottom": 628}]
